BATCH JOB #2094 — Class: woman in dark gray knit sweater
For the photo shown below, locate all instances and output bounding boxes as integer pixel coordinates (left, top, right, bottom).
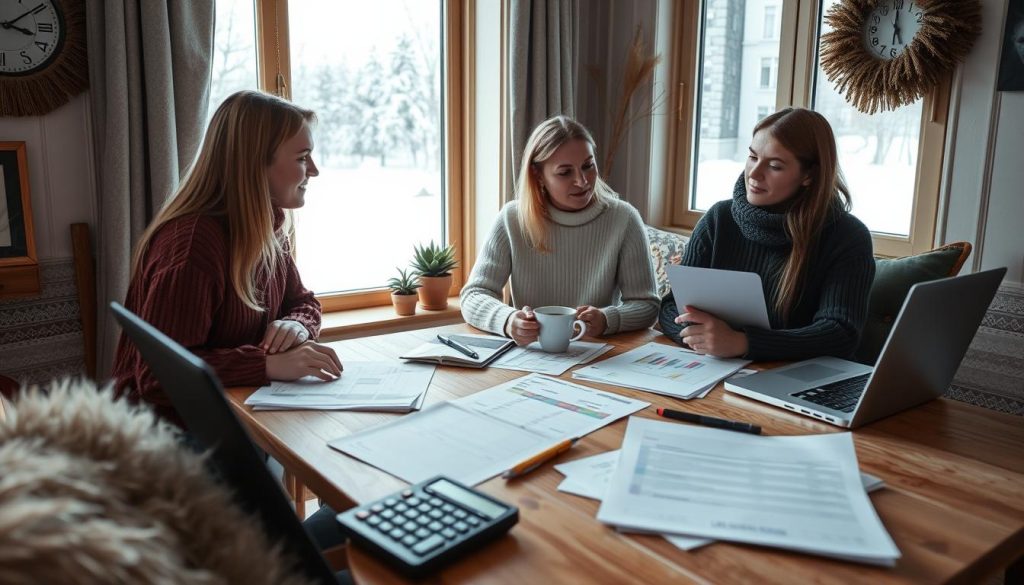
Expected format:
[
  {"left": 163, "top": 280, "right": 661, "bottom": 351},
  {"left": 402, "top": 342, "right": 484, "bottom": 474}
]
[{"left": 659, "top": 108, "right": 875, "bottom": 361}]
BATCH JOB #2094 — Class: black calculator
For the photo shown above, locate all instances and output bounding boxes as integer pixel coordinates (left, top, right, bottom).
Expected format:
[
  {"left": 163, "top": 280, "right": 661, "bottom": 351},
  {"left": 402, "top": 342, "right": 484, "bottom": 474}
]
[{"left": 335, "top": 475, "right": 519, "bottom": 577}]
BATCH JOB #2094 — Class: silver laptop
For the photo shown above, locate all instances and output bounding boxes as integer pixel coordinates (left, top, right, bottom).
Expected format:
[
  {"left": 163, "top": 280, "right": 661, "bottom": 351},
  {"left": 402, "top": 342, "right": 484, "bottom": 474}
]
[{"left": 724, "top": 268, "right": 1006, "bottom": 428}]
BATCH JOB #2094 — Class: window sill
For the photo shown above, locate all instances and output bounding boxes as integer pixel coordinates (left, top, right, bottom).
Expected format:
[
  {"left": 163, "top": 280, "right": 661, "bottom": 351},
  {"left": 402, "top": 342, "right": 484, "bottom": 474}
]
[{"left": 320, "top": 297, "right": 465, "bottom": 341}]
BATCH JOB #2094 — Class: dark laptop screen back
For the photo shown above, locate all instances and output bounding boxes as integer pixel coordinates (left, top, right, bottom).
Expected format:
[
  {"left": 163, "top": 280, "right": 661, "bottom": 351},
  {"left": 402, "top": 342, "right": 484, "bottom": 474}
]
[{"left": 110, "top": 302, "right": 337, "bottom": 584}]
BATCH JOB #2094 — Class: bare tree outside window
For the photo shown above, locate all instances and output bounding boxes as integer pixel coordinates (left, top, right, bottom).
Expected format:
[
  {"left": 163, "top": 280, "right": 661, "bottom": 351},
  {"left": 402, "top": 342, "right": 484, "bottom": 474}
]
[{"left": 208, "top": 0, "right": 258, "bottom": 128}]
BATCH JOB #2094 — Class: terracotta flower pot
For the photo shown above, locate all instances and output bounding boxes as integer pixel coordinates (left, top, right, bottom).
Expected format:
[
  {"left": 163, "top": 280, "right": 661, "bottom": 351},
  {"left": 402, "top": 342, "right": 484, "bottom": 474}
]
[
  {"left": 417, "top": 274, "right": 452, "bottom": 310},
  {"left": 391, "top": 293, "right": 417, "bottom": 316}
]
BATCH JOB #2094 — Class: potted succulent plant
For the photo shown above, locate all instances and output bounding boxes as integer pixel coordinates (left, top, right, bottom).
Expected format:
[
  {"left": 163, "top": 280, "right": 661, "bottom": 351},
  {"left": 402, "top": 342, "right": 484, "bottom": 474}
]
[
  {"left": 386, "top": 268, "right": 421, "bottom": 316},
  {"left": 411, "top": 241, "right": 457, "bottom": 310}
]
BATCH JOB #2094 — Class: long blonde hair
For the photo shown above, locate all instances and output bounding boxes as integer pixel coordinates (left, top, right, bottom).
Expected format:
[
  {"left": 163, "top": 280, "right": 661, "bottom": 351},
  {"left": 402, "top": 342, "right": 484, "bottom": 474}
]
[
  {"left": 131, "top": 90, "right": 316, "bottom": 311},
  {"left": 754, "top": 107, "right": 851, "bottom": 323},
  {"left": 515, "top": 116, "right": 617, "bottom": 252}
]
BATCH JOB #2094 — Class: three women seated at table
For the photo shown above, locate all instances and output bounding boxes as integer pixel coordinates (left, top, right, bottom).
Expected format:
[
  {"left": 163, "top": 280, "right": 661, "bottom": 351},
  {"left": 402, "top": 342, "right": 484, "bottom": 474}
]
[{"left": 114, "top": 90, "right": 872, "bottom": 422}]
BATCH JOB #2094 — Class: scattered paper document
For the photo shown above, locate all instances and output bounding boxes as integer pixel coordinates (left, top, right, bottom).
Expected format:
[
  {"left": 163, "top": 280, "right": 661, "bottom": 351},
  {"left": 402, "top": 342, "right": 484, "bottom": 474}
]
[
  {"left": 491, "top": 340, "right": 613, "bottom": 376},
  {"left": 245, "top": 361, "right": 434, "bottom": 412},
  {"left": 554, "top": 449, "right": 886, "bottom": 552},
  {"left": 596, "top": 418, "right": 900, "bottom": 566},
  {"left": 327, "top": 374, "right": 649, "bottom": 485},
  {"left": 573, "top": 342, "right": 749, "bottom": 399}
]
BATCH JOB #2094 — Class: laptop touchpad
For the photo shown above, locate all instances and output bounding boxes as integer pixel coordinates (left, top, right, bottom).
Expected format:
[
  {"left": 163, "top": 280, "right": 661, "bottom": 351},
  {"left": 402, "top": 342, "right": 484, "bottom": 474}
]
[{"left": 780, "top": 363, "right": 847, "bottom": 382}]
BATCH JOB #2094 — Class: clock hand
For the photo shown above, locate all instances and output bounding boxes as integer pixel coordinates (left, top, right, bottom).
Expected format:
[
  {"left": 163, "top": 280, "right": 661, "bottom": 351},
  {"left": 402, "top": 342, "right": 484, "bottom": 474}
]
[
  {"left": 2, "top": 4, "right": 44, "bottom": 28},
  {"left": 1, "top": 22, "right": 34, "bottom": 35}
]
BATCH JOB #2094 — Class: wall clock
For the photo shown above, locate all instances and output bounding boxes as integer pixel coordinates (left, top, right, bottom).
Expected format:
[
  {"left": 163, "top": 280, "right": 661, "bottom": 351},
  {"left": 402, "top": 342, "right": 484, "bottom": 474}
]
[
  {"left": 0, "top": 0, "right": 88, "bottom": 117},
  {"left": 819, "top": 0, "right": 982, "bottom": 114}
]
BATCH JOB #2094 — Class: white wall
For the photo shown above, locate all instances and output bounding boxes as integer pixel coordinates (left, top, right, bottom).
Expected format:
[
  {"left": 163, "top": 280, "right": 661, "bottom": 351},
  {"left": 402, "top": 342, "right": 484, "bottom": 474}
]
[
  {"left": 943, "top": 0, "right": 1024, "bottom": 287},
  {"left": 0, "top": 94, "right": 96, "bottom": 260}
]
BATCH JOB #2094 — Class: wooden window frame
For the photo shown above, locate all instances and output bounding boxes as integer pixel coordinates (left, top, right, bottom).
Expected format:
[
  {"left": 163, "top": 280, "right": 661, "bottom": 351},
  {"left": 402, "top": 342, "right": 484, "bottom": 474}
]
[
  {"left": 664, "top": 0, "right": 948, "bottom": 258},
  {"left": 253, "top": 0, "right": 475, "bottom": 311}
]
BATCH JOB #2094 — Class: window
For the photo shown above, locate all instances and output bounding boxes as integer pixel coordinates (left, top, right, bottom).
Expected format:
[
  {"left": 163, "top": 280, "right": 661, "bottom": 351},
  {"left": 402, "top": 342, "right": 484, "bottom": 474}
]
[
  {"left": 759, "top": 57, "right": 777, "bottom": 90},
  {"left": 763, "top": 5, "right": 777, "bottom": 40},
  {"left": 666, "top": 0, "right": 948, "bottom": 256},
  {"left": 210, "top": 0, "right": 468, "bottom": 310},
  {"left": 209, "top": 0, "right": 259, "bottom": 127}
]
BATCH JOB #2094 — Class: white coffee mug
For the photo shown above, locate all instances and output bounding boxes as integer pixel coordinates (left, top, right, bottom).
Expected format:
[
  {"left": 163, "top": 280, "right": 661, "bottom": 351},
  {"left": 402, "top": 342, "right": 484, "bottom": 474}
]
[{"left": 534, "top": 306, "right": 586, "bottom": 353}]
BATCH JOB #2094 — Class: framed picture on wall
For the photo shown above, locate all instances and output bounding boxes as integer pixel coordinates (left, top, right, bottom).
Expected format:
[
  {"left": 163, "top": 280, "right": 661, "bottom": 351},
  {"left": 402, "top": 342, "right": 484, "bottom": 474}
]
[
  {"left": 997, "top": 0, "right": 1024, "bottom": 91},
  {"left": 0, "top": 142, "right": 37, "bottom": 264}
]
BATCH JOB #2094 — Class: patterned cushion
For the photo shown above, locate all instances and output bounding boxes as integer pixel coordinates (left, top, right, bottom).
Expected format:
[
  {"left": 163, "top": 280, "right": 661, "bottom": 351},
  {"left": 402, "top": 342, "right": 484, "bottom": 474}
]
[{"left": 645, "top": 225, "right": 688, "bottom": 298}]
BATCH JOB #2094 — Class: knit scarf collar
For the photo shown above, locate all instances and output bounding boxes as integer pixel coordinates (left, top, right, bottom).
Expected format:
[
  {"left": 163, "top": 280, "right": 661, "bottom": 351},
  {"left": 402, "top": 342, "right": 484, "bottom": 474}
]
[
  {"left": 729, "top": 173, "right": 791, "bottom": 247},
  {"left": 272, "top": 206, "right": 286, "bottom": 231},
  {"left": 546, "top": 196, "right": 609, "bottom": 227}
]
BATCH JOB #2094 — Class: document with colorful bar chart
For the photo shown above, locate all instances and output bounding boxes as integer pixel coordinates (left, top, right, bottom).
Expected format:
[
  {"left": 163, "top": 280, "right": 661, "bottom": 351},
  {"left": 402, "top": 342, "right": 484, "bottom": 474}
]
[
  {"left": 327, "top": 374, "right": 648, "bottom": 485},
  {"left": 572, "top": 342, "right": 750, "bottom": 399}
]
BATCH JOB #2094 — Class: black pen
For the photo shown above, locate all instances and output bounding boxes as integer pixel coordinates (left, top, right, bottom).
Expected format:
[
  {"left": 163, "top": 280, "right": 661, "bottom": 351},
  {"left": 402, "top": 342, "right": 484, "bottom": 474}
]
[
  {"left": 437, "top": 334, "right": 479, "bottom": 359},
  {"left": 656, "top": 407, "right": 762, "bottom": 435}
]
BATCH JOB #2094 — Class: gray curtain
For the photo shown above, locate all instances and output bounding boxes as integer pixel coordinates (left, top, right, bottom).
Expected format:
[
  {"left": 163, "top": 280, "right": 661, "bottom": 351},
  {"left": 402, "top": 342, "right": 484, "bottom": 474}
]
[
  {"left": 86, "top": 2, "right": 214, "bottom": 378},
  {"left": 507, "top": 0, "right": 579, "bottom": 201}
]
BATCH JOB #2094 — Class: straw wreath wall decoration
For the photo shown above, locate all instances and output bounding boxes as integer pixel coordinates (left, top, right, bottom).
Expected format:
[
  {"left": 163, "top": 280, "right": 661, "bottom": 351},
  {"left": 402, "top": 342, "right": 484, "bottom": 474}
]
[{"left": 819, "top": 0, "right": 981, "bottom": 114}]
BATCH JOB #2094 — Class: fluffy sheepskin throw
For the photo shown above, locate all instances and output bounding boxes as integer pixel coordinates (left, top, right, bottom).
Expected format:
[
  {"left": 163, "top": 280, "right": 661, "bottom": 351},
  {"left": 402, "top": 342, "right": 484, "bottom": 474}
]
[{"left": 0, "top": 380, "right": 316, "bottom": 585}]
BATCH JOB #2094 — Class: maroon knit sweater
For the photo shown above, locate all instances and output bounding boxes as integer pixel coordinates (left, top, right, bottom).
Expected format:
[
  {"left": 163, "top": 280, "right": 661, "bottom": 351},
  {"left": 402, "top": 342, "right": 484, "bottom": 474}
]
[{"left": 111, "top": 209, "right": 321, "bottom": 425}]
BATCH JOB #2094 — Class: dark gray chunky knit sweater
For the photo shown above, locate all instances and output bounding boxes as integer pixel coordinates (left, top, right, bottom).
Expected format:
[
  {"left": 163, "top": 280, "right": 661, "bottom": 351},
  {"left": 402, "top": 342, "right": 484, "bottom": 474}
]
[{"left": 659, "top": 175, "right": 875, "bottom": 361}]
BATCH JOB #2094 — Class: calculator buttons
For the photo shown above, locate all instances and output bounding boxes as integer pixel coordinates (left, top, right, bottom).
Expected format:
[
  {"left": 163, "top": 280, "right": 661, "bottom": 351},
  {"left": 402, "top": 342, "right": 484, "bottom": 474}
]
[
  {"left": 393, "top": 502, "right": 409, "bottom": 513},
  {"left": 465, "top": 516, "right": 481, "bottom": 527},
  {"left": 380, "top": 509, "right": 396, "bottom": 520},
  {"left": 401, "top": 489, "right": 414, "bottom": 498},
  {"left": 441, "top": 503, "right": 455, "bottom": 513},
  {"left": 441, "top": 527, "right": 457, "bottom": 540},
  {"left": 416, "top": 515, "right": 432, "bottom": 526},
  {"left": 370, "top": 504, "right": 385, "bottom": 513},
  {"left": 427, "top": 509, "right": 443, "bottom": 519},
  {"left": 416, "top": 503, "right": 432, "bottom": 513},
  {"left": 402, "top": 508, "right": 419, "bottom": 520},
  {"left": 412, "top": 534, "right": 445, "bottom": 556},
  {"left": 384, "top": 498, "right": 398, "bottom": 507},
  {"left": 414, "top": 527, "right": 431, "bottom": 539},
  {"left": 388, "top": 528, "right": 406, "bottom": 540},
  {"left": 401, "top": 535, "right": 418, "bottom": 547},
  {"left": 402, "top": 521, "right": 418, "bottom": 533},
  {"left": 356, "top": 510, "right": 371, "bottom": 520},
  {"left": 407, "top": 497, "right": 422, "bottom": 506},
  {"left": 440, "top": 515, "right": 456, "bottom": 525},
  {"left": 366, "top": 515, "right": 382, "bottom": 527},
  {"left": 452, "top": 509, "right": 468, "bottom": 519},
  {"left": 453, "top": 521, "right": 469, "bottom": 533},
  {"left": 378, "top": 521, "right": 395, "bottom": 533},
  {"left": 428, "top": 497, "right": 443, "bottom": 506},
  {"left": 427, "top": 521, "right": 444, "bottom": 532}
]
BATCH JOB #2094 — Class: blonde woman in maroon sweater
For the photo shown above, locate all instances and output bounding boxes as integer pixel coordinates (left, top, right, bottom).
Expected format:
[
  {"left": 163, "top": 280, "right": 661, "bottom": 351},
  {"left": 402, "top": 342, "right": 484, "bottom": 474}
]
[{"left": 112, "top": 90, "right": 341, "bottom": 426}]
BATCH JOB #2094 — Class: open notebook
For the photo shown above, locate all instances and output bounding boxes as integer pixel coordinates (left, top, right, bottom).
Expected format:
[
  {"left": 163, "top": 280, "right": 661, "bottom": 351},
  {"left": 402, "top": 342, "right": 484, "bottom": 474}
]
[{"left": 400, "top": 333, "right": 515, "bottom": 368}]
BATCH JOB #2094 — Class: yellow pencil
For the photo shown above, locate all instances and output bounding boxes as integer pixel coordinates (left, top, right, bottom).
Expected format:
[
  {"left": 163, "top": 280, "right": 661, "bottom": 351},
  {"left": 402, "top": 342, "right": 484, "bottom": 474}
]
[{"left": 501, "top": 437, "right": 579, "bottom": 479}]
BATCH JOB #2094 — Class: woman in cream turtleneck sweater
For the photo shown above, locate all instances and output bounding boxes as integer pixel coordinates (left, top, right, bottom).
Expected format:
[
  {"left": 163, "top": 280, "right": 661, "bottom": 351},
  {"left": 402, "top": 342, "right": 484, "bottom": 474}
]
[
  {"left": 461, "top": 116, "right": 659, "bottom": 346},
  {"left": 659, "top": 108, "right": 875, "bottom": 361}
]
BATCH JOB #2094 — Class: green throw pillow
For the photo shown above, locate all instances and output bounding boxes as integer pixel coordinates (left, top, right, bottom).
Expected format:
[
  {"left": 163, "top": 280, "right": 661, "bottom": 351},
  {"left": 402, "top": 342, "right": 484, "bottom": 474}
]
[{"left": 854, "top": 243, "right": 971, "bottom": 364}]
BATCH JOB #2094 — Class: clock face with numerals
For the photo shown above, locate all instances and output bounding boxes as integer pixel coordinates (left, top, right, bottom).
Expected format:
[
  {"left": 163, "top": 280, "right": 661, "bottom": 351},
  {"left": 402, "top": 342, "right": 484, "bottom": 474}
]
[
  {"left": 863, "top": 0, "right": 923, "bottom": 61},
  {"left": 0, "top": 0, "right": 63, "bottom": 75}
]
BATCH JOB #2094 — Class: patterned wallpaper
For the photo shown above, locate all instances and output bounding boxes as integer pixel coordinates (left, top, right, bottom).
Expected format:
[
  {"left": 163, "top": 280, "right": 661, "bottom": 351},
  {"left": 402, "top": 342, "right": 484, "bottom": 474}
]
[{"left": 0, "top": 259, "right": 86, "bottom": 387}]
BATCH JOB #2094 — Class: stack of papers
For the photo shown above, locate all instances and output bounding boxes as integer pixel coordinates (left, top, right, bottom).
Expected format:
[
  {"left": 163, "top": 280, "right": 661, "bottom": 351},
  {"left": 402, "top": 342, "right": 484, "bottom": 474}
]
[
  {"left": 490, "top": 340, "right": 613, "bottom": 375},
  {"left": 244, "top": 361, "right": 434, "bottom": 412},
  {"left": 554, "top": 449, "right": 885, "bottom": 553},
  {"left": 596, "top": 418, "right": 900, "bottom": 565},
  {"left": 327, "top": 374, "right": 649, "bottom": 485},
  {"left": 573, "top": 342, "right": 749, "bottom": 399}
]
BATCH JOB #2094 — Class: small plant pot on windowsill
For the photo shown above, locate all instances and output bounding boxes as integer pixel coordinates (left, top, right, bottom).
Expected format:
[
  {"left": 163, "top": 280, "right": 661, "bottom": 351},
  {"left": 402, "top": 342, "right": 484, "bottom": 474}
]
[
  {"left": 417, "top": 274, "right": 452, "bottom": 310},
  {"left": 391, "top": 292, "right": 418, "bottom": 316}
]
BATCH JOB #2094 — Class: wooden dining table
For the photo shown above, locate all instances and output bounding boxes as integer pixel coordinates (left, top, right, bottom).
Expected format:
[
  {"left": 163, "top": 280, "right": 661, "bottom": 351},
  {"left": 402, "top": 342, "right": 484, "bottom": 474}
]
[{"left": 225, "top": 323, "right": 1024, "bottom": 584}]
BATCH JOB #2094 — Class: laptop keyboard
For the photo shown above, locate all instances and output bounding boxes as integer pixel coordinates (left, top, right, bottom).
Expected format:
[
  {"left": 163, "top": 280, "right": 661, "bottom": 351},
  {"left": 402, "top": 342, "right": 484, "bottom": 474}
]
[{"left": 791, "top": 374, "right": 870, "bottom": 413}]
